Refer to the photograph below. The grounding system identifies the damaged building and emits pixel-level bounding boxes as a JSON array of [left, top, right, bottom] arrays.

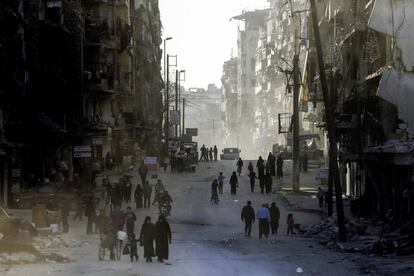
[[0, 0, 163, 207]]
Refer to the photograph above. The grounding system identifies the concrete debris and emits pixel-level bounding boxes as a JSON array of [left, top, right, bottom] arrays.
[[33, 236, 89, 249], [0, 252, 38, 264], [303, 216, 414, 256]]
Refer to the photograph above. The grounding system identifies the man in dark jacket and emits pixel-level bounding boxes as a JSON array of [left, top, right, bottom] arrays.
[[269, 202, 280, 235], [85, 197, 96, 234], [241, 201, 255, 237], [138, 161, 149, 185]]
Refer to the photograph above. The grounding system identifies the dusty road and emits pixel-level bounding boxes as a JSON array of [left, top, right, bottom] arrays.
[[1, 161, 363, 276]]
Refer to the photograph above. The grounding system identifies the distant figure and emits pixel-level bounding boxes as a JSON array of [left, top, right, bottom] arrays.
[[256, 204, 270, 239], [265, 173, 273, 194], [138, 161, 149, 185], [241, 201, 255, 237], [60, 202, 70, 233], [134, 184, 144, 209], [247, 161, 254, 176], [276, 154, 284, 180], [213, 145, 218, 161], [211, 179, 219, 204], [317, 187, 325, 208], [200, 145, 206, 161], [287, 213, 295, 236], [229, 171, 238, 195], [125, 206, 136, 239], [218, 172, 225, 194], [256, 156, 265, 179], [112, 183, 122, 208], [105, 151, 113, 170], [140, 216, 155, 263], [236, 158, 244, 176], [85, 197, 96, 235], [209, 147, 214, 162], [269, 202, 280, 235], [249, 170, 256, 193], [153, 179, 165, 205], [143, 181, 152, 209], [268, 152, 276, 177], [302, 152, 309, 172], [154, 215, 172, 263]]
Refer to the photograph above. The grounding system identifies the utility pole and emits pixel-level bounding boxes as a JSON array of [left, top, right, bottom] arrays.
[[165, 54, 170, 155], [291, 1, 301, 192], [310, 0, 346, 241], [175, 70, 179, 138], [182, 98, 186, 137], [212, 120, 216, 145]]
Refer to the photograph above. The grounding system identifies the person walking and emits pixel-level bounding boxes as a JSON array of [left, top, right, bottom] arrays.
[[140, 216, 155, 263], [199, 145, 206, 161], [257, 156, 265, 179], [241, 201, 255, 237], [95, 209, 108, 234], [85, 197, 96, 235], [73, 194, 83, 221], [128, 233, 139, 262], [287, 213, 295, 236], [209, 147, 214, 162], [143, 181, 152, 209], [277, 154, 284, 180], [218, 172, 225, 194], [236, 158, 244, 176], [302, 152, 309, 172], [112, 183, 122, 208], [256, 204, 271, 239], [213, 145, 218, 161], [249, 170, 256, 193], [60, 202, 70, 233], [269, 152, 276, 177], [153, 179, 165, 205], [111, 206, 125, 232], [138, 161, 149, 185], [125, 206, 136, 239], [317, 187, 325, 208], [265, 172, 273, 194], [247, 162, 254, 176], [211, 179, 219, 204], [134, 184, 144, 209], [154, 215, 172, 263], [229, 171, 238, 195], [269, 202, 280, 235]]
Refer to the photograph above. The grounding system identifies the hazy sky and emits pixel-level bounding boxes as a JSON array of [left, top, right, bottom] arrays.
[[159, 0, 268, 89]]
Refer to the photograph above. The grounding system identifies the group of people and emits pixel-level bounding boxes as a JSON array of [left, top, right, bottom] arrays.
[[99, 206, 172, 263], [199, 145, 218, 162], [241, 201, 295, 238]]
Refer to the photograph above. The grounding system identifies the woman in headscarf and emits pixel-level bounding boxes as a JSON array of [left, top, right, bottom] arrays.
[[154, 215, 172, 263], [139, 216, 155, 262]]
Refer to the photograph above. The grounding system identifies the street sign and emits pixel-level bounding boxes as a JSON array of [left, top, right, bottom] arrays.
[[170, 110, 180, 125], [186, 128, 198, 136], [73, 145, 92, 158], [144, 156, 158, 172], [316, 168, 329, 179]]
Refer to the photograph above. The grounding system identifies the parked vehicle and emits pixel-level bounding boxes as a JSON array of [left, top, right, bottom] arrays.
[[220, 148, 241, 160]]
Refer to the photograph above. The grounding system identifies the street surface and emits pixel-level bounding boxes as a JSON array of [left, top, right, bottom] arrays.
[[1, 161, 364, 276]]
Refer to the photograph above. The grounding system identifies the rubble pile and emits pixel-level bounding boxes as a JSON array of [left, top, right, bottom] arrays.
[[0, 252, 38, 264], [33, 236, 89, 249], [303, 216, 414, 256]]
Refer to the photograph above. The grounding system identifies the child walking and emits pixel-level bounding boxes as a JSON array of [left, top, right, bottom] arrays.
[[129, 234, 139, 262]]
